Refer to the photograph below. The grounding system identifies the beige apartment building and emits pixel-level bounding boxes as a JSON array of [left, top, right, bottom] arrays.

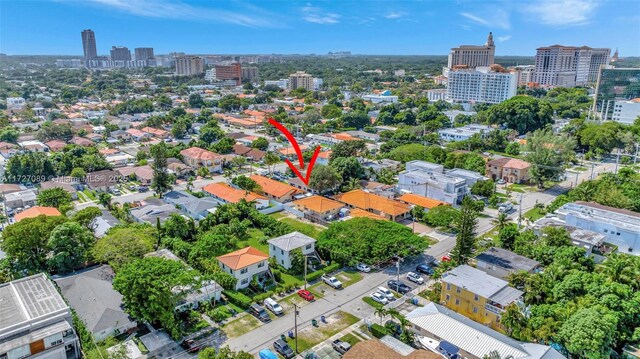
[[288, 71, 314, 91]]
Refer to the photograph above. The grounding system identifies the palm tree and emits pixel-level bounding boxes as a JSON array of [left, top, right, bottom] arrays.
[[598, 253, 635, 285], [374, 307, 387, 324], [397, 317, 415, 344], [492, 212, 509, 231], [386, 308, 400, 320]]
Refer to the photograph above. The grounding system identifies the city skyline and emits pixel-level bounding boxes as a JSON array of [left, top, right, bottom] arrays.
[[1, 0, 639, 56]]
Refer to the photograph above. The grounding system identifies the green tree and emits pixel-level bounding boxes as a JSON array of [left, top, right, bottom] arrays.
[[188, 232, 236, 270], [451, 196, 478, 264], [251, 137, 269, 151], [525, 129, 576, 188], [330, 156, 364, 182], [231, 175, 260, 192], [424, 206, 460, 230], [321, 104, 342, 119], [92, 225, 156, 270], [47, 222, 94, 274], [471, 179, 495, 197], [498, 223, 519, 250], [71, 206, 103, 229], [557, 306, 618, 359], [330, 140, 367, 161], [505, 142, 520, 156], [309, 165, 342, 194], [264, 152, 280, 176], [70, 167, 87, 179], [289, 248, 305, 275], [37, 187, 72, 209], [479, 96, 553, 134], [150, 142, 172, 197], [113, 257, 199, 339], [188, 93, 204, 108], [163, 213, 197, 241]]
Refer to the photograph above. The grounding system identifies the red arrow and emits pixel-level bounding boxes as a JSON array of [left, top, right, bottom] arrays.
[[268, 118, 321, 186]]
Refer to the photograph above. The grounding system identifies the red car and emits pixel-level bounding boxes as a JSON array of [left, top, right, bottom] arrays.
[[298, 289, 315, 301], [441, 255, 451, 262]]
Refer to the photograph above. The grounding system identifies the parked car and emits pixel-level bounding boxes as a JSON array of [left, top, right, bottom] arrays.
[[321, 274, 343, 289], [138, 186, 149, 192], [264, 297, 283, 316], [407, 271, 424, 284], [424, 255, 440, 267], [387, 280, 411, 294], [249, 303, 271, 322], [181, 339, 201, 353], [416, 264, 435, 276], [441, 255, 451, 262], [496, 179, 506, 185], [128, 185, 136, 191], [498, 202, 513, 213], [332, 339, 352, 355], [112, 188, 121, 195], [273, 339, 295, 359], [370, 292, 388, 305], [376, 287, 394, 301], [356, 263, 371, 272], [385, 320, 402, 336], [298, 289, 315, 301]]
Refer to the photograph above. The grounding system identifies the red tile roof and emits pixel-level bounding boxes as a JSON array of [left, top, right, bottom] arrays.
[[14, 206, 62, 222], [217, 246, 269, 270]]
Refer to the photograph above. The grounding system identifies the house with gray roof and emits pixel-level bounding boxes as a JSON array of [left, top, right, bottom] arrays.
[[267, 231, 316, 269], [54, 266, 137, 341], [474, 247, 541, 279], [130, 199, 180, 225], [164, 190, 218, 220], [408, 303, 564, 359], [93, 209, 121, 238]]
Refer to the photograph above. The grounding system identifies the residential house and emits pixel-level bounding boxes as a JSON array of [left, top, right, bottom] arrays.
[[141, 127, 170, 139], [45, 140, 67, 152], [167, 160, 192, 178], [398, 193, 449, 212], [343, 338, 439, 359], [249, 175, 301, 202], [398, 161, 470, 206], [474, 247, 541, 280], [485, 157, 531, 184], [267, 232, 317, 269], [116, 165, 153, 185], [130, 199, 180, 225], [316, 150, 332, 166], [19, 140, 48, 152], [70, 137, 94, 147], [202, 182, 269, 209], [290, 195, 344, 220], [180, 147, 224, 173], [407, 303, 564, 359], [0, 184, 26, 195], [54, 265, 137, 341], [346, 130, 380, 142], [232, 144, 265, 162], [40, 181, 78, 200], [145, 249, 222, 311], [440, 265, 523, 332], [347, 208, 387, 220], [217, 247, 270, 290], [0, 274, 81, 359], [438, 124, 492, 142], [125, 128, 150, 141], [86, 170, 122, 192], [334, 189, 411, 222], [14, 206, 62, 222], [279, 144, 310, 158], [93, 210, 121, 238], [554, 201, 640, 255], [360, 158, 402, 180], [5, 189, 37, 209], [164, 190, 218, 220]]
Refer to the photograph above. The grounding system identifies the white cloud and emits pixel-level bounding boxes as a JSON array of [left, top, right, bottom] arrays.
[[498, 35, 512, 42], [384, 11, 406, 19], [302, 4, 340, 24], [460, 8, 510, 30], [523, 0, 600, 26], [79, 0, 277, 27]]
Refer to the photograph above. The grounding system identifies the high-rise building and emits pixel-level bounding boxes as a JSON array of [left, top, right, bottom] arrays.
[[213, 63, 242, 85], [81, 29, 97, 60], [447, 65, 517, 104], [510, 65, 536, 85], [241, 66, 259, 82], [533, 45, 610, 87], [175, 56, 205, 76], [134, 47, 154, 61], [592, 66, 640, 120], [110, 46, 131, 61], [448, 32, 495, 69], [288, 71, 314, 91]]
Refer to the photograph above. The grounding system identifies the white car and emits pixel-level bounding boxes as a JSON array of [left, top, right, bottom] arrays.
[[370, 292, 388, 305], [376, 287, 394, 301], [407, 271, 424, 284], [356, 263, 371, 272]]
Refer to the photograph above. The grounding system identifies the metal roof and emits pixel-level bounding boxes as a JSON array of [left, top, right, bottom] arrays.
[[441, 265, 519, 299], [475, 247, 541, 273], [268, 231, 316, 251]]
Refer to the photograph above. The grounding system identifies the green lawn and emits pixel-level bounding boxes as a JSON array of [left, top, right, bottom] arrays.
[[505, 184, 526, 193], [221, 314, 262, 338], [423, 236, 439, 245], [362, 297, 384, 309], [82, 189, 96, 200], [335, 270, 363, 288], [269, 211, 288, 219], [278, 271, 304, 288], [284, 311, 360, 352], [236, 228, 269, 253], [524, 207, 545, 222], [340, 333, 363, 347], [279, 218, 324, 239]]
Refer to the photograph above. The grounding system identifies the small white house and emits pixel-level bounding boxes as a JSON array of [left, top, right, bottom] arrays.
[[267, 232, 316, 269], [217, 246, 270, 290]]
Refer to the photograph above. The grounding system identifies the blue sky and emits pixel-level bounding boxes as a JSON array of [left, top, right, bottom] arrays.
[[1, 0, 639, 56]]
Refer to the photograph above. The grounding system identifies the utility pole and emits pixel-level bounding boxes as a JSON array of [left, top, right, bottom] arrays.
[[517, 193, 523, 229], [635, 143, 639, 164], [294, 303, 299, 353], [590, 162, 595, 180], [574, 171, 579, 188], [614, 148, 620, 174], [304, 256, 308, 290]]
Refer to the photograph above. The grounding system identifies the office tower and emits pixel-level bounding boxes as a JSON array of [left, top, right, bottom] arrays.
[[213, 63, 242, 85], [110, 46, 131, 61], [448, 32, 495, 68], [134, 47, 154, 61], [533, 45, 610, 87], [447, 65, 517, 104], [81, 29, 97, 60], [592, 66, 640, 120], [175, 56, 205, 76], [242, 66, 259, 82], [288, 71, 314, 91]]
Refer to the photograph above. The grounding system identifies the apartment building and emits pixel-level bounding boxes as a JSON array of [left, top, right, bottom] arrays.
[[0, 274, 81, 359], [110, 46, 131, 61], [438, 124, 492, 142], [447, 66, 517, 104], [397, 161, 474, 206], [241, 66, 259, 81], [533, 45, 610, 87], [288, 71, 314, 91], [485, 157, 531, 184], [509, 65, 535, 85], [134, 47, 154, 61], [448, 32, 495, 68], [268, 232, 316, 269], [555, 201, 640, 255], [611, 99, 640, 125], [210, 63, 242, 86], [175, 56, 205, 76], [440, 265, 523, 332]]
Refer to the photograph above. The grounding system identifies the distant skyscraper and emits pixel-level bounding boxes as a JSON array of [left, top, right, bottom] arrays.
[[448, 32, 495, 68], [241, 66, 259, 82], [175, 56, 205, 76], [81, 29, 98, 60], [110, 46, 131, 61], [288, 71, 314, 91], [134, 47, 154, 61], [592, 66, 640, 120], [533, 45, 610, 87], [447, 65, 517, 104]]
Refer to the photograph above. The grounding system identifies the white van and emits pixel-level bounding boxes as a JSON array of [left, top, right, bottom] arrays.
[[264, 297, 284, 316], [377, 287, 394, 301]]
